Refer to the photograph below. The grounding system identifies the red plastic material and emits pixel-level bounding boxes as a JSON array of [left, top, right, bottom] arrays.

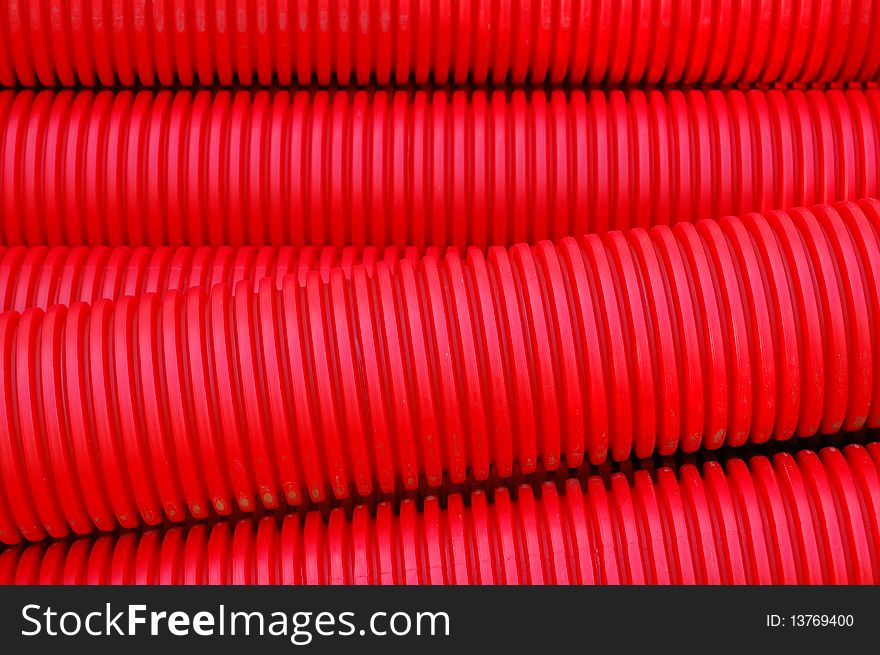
[[2, 1, 880, 88], [2, 199, 880, 545], [3, 88, 880, 249], [0, 245, 424, 313], [2, 444, 878, 585]]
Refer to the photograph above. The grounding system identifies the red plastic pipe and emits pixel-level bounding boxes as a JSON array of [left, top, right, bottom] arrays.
[[2, 1, 880, 88], [0, 245, 425, 313], [2, 199, 879, 545], [3, 88, 880, 249], [2, 444, 878, 585]]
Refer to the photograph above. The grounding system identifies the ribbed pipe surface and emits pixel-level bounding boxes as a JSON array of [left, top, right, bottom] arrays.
[[3, 88, 880, 248], [2, 200, 880, 544], [0, 245, 423, 313], [2, 445, 878, 585], [2, 1, 880, 88]]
